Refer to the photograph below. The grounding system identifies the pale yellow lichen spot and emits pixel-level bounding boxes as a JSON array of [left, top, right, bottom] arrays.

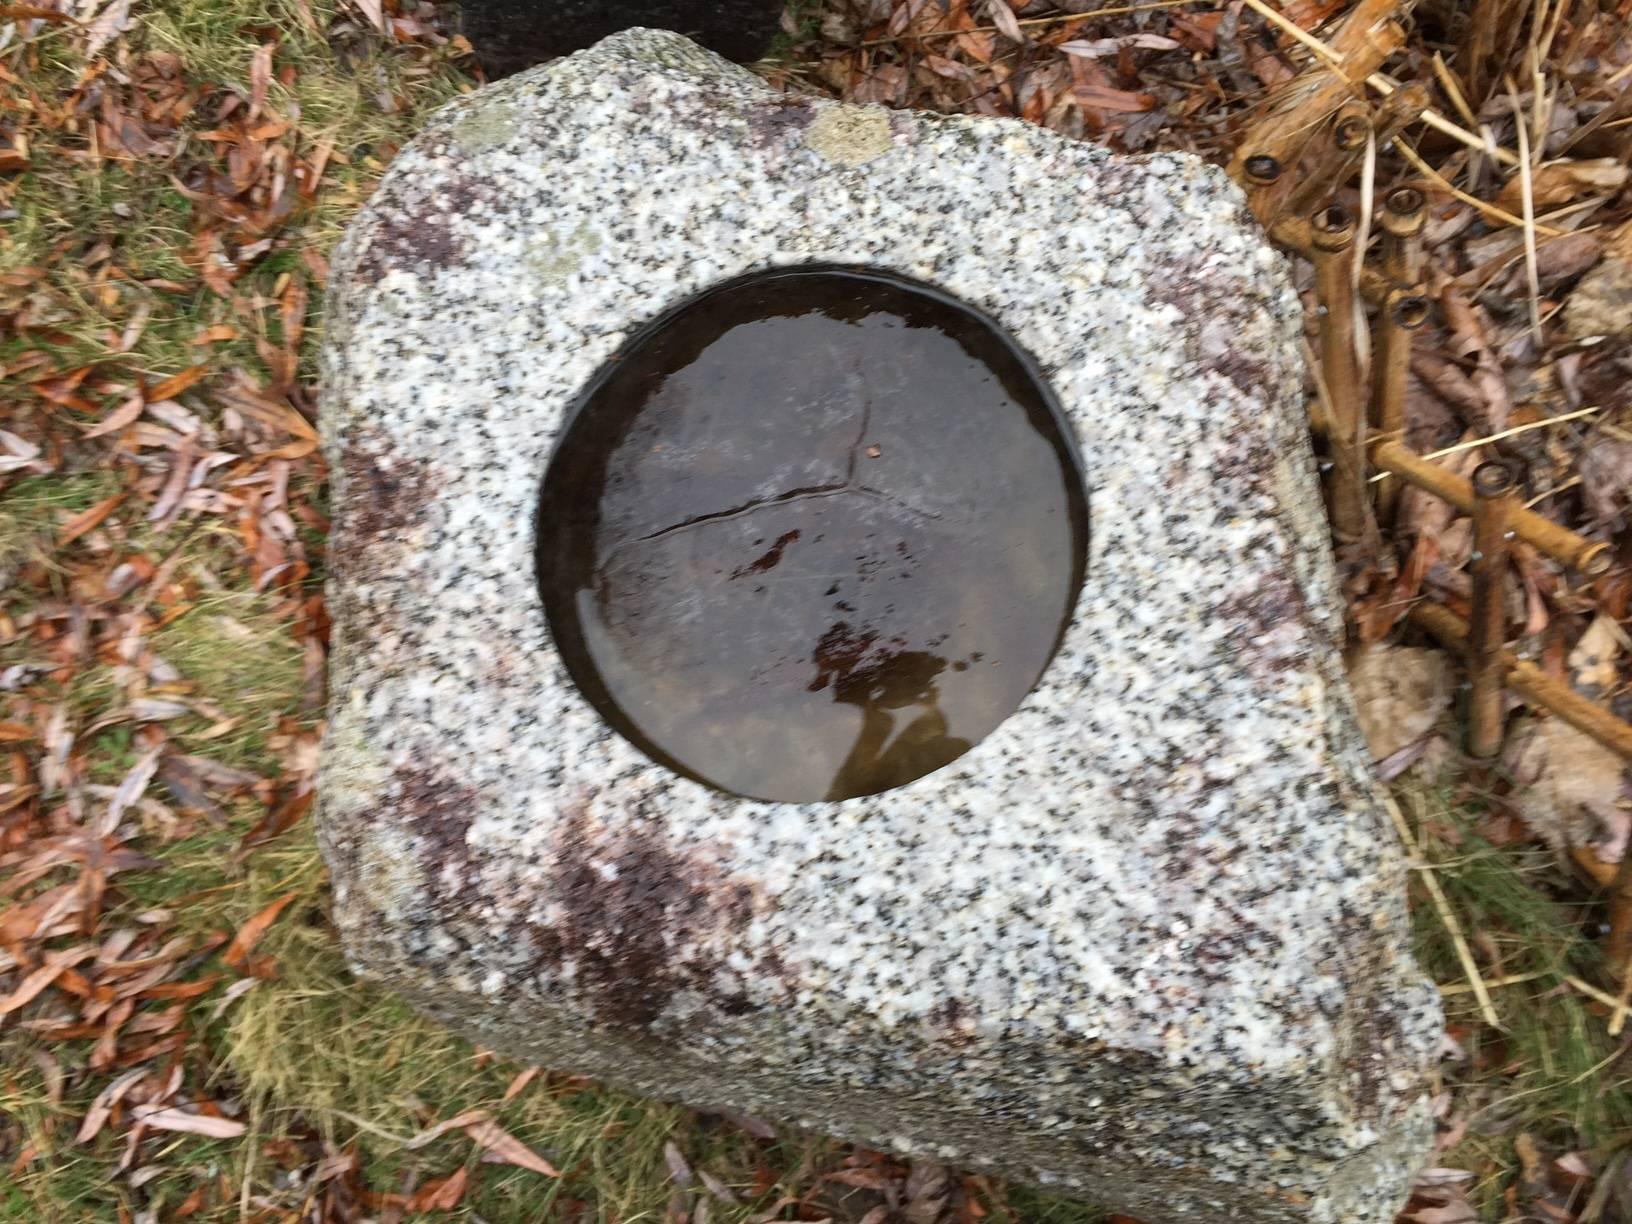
[[451, 94, 522, 153], [526, 224, 602, 286], [807, 105, 895, 167], [352, 824, 427, 920]]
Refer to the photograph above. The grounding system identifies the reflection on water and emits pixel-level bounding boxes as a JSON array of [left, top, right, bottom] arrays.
[[536, 266, 1087, 802]]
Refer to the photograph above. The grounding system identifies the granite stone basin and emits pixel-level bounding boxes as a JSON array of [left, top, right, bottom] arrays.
[[318, 29, 1441, 1221], [535, 264, 1087, 803]]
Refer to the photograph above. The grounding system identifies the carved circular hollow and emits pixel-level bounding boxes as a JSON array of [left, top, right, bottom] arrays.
[[1393, 295, 1430, 328], [1385, 186, 1426, 217], [1473, 460, 1517, 497], [1333, 116, 1369, 151], [1244, 154, 1282, 184], [535, 265, 1088, 804]]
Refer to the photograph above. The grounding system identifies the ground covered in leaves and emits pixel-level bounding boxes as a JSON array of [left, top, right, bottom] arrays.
[[2, 0, 1631, 1219]]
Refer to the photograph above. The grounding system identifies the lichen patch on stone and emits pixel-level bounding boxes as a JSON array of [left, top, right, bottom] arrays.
[[525, 224, 602, 286], [807, 105, 895, 166]]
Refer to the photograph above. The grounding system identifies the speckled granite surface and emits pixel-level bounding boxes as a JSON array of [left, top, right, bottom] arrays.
[[318, 29, 1441, 1221]]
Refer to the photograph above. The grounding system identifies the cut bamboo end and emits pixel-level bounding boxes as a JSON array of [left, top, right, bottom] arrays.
[[1244, 154, 1283, 186], [1311, 203, 1357, 252], [1380, 185, 1426, 287], [1381, 185, 1427, 237], [1407, 601, 1632, 762], [1368, 438, 1613, 577], [1468, 461, 1518, 758], [1271, 215, 1394, 302], [1333, 101, 1371, 152]]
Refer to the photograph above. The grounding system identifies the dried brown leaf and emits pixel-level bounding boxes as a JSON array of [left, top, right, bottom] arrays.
[[1347, 644, 1457, 763], [1495, 158, 1630, 212], [222, 890, 298, 969], [409, 1166, 470, 1210], [984, 0, 1022, 43], [81, 396, 145, 439], [466, 1118, 561, 1176], [1505, 718, 1631, 863], [406, 1108, 491, 1149], [131, 1105, 247, 1139], [57, 492, 124, 545]]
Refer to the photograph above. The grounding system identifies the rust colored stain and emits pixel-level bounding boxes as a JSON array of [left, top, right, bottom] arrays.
[[526, 802, 783, 1028], [328, 435, 438, 577], [1217, 568, 1309, 675], [1151, 274, 1279, 397], [747, 97, 816, 149], [393, 764, 481, 876], [353, 177, 494, 280]]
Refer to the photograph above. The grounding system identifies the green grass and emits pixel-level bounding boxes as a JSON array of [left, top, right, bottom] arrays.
[[1405, 783, 1632, 1216], [0, 472, 121, 592]]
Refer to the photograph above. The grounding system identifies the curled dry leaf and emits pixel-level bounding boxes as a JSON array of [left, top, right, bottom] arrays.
[[1059, 34, 1182, 57], [409, 1166, 470, 1211], [406, 1108, 491, 1149], [1504, 718, 1631, 863], [466, 1117, 561, 1176], [76, 1069, 149, 1143], [222, 890, 298, 969], [1495, 157, 1630, 213], [130, 1104, 247, 1139], [1569, 613, 1626, 697], [984, 0, 1023, 43], [1500, 230, 1604, 296], [1566, 217, 1632, 340], [665, 1140, 695, 1186], [1346, 644, 1457, 764]]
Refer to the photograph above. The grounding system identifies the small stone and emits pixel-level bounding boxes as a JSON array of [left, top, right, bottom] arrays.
[[1564, 254, 1632, 340], [320, 29, 1438, 1223], [1565, 217, 1632, 341]]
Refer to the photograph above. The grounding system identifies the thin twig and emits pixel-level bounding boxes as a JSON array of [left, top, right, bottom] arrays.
[[1429, 51, 1480, 129], [1524, 474, 1582, 508], [1388, 794, 1502, 1029], [1440, 970, 1548, 995], [1354, 129, 1376, 294], [1507, 79, 1545, 346], [1394, 139, 1564, 235], [1609, 958, 1632, 1037], [1565, 975, 1625, 1012], [1416, 405, 1604, 462]]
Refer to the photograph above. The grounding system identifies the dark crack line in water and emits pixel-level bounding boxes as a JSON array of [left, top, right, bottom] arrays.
[[602, 363, 950, 576], [634, 483, 850, 544]]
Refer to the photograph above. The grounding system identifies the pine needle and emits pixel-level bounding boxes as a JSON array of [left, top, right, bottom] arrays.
[[1387, 795, 1502, 1030]]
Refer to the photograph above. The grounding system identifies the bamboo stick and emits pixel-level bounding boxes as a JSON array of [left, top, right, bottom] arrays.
[[1369, 186, 1429, 527], [1369, 437, 1613, 576], [1469, 461, 1518, 757], [1407, 602, 1632, 761], [1311, 206, 1370, 547], [1368, 289, 1428, 519], [1380, 185, 1426, 285]]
